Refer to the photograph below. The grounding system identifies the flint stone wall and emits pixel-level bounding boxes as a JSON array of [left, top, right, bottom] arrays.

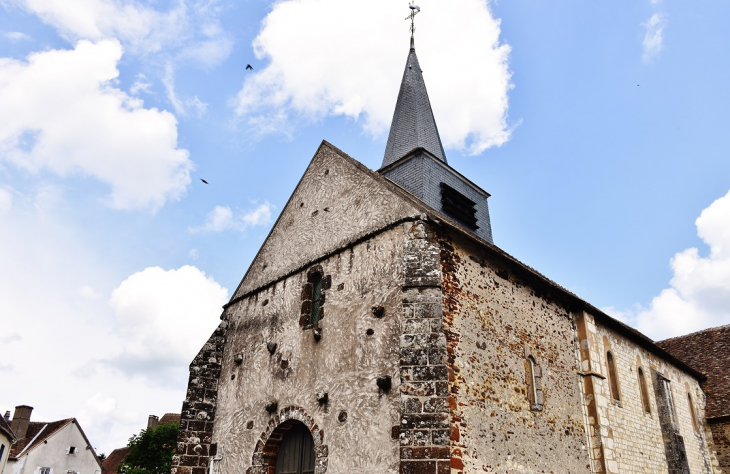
[[439, 230, 591, 474]]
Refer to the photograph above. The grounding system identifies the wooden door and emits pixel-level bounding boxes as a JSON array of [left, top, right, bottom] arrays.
[[275, 423, 316, 474]]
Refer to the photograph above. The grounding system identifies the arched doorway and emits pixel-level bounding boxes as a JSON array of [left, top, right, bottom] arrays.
[[275, 422, 315, 474]]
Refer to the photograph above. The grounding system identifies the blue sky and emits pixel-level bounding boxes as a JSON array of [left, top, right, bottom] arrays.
[[1, 0, 729, 454]]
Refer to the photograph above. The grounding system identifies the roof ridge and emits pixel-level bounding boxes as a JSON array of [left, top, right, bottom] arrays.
[[657, 323, 730, 343]]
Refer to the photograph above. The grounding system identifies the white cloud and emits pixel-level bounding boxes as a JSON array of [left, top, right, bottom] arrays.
[[192, 205, 234, 232], [79, 285, 103, 300], [0, 40, 193, 210], [108, 265, 228, 379], [10, 0, 186, 55], [235, 0, 513, 155], [0, 196, 226, 454], [10, 0, 233, 68], [129, 73, 152, 95], [163, 62, 208, 117], [191, 202, 273, 233], [4, 31, 33, 42], [0, 187, 12, 213], [642, 13, 667, 63], [242, 202, 273, 227], [0, 332, 22, 344], [612, 190, 730, 340]]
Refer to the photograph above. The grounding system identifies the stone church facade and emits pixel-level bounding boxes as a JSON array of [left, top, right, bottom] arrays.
[[171, 36, 722, 474]]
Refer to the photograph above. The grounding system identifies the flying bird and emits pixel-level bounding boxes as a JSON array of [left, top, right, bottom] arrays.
[[246, 64, 253, 70], [200, 179, 209, 184]]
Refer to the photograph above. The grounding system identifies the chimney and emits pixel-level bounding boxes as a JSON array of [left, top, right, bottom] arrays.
[[10, 405, 33, 439], [3, 411, 10, 422], [147, 415, 159, 430]]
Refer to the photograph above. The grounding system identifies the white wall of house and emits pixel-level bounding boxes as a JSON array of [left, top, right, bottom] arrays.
[[0, 431, 13, 474], [4, 422, 100, 474]]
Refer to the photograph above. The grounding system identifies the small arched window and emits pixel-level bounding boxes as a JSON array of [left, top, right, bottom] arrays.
[[688, 393, 700, 433], [638, 367, 650, 413], [525, 356, 543, 411], [300, 266, 329, 329], [310, 271, 323, 325], [606, 351, 621, 403], [275, 422, 316, 474]]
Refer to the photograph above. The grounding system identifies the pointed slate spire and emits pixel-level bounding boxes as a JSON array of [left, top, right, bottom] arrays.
[[381, 38, 447, 168]]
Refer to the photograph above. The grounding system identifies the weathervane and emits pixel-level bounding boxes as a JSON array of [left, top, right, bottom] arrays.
[[406, 1, 421, 41]]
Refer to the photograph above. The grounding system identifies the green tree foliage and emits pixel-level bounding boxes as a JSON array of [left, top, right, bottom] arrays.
[[118, 422, 179, 474]]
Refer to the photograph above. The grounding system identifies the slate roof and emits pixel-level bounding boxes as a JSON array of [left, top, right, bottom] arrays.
[[657, 324, 730, 419], [158, 413, 180, 426], [0, 416, 15, 441], [382, 38, 446, 168], [8, 419, 73, 458], [101, 446, 130, 474]]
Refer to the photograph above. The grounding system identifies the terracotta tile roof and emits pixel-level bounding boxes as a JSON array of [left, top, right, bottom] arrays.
[[158, 413, 180, 426], [657, 324, 730, 419], [8, 419, 73, 458], [102, 446, 130, 474], [0, 416, 15, 441]]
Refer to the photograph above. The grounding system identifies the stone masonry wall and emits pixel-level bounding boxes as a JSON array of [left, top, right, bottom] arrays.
[[579, 311, 717, 473], [439, 230, 591, 474], [709, 420, 730, 472], [398, 221, 450, 474], [172, 320, 228, 474], [212, 225, 408, 473]]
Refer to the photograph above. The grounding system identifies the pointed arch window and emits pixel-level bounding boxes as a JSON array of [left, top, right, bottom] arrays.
[[525, 355, 543, 411], [637, 367, 651, 413], [606, 351, 621, 403], [688, 393, 700, 433]]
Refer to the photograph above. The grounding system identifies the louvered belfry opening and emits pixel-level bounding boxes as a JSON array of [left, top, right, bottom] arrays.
[[440, 183, 478, 231]]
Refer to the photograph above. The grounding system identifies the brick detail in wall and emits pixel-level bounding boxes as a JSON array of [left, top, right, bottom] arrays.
[[399, 221, 450, 474], [247, 406, 328, 474], [171, 320, 228, 474]]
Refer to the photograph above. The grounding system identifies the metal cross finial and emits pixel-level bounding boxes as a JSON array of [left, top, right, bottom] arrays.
[[406, 1, 421, 41]]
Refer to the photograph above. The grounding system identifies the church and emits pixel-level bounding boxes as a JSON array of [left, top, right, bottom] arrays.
[[170, 20, 725, 474]]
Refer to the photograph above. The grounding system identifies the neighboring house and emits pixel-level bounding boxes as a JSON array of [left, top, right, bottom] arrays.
[[101, 414, 180, 474], [100, 448, 129, 474], [170, 25, 721, 474], [3, 406, 101, 474], [156, 414, 180, 428], [658, 324, 730, 472], [0, 412, 16, 474]]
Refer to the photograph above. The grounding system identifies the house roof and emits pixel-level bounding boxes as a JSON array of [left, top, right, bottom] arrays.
[[101, 447, 130, 474], [158, 413, 180, 426], [656, 324, 730, 419], [382, 38, 446, 168], [9, 419, 73, 458], [0, 416, 15, 442]]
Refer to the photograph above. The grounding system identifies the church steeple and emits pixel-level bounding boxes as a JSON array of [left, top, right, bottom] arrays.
[[379, 5, 493, 244], [381, 38, 447, 168]]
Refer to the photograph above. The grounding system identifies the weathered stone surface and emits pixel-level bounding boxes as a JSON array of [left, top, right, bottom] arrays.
[[213, 224, 408, 473], [440, 229, 591, 473], [233, 142, 424, 297]]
